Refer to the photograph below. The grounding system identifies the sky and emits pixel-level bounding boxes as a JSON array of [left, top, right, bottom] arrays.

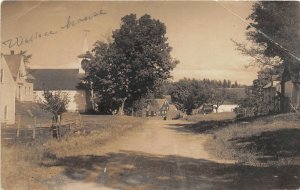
[[1, 1, 259, 84]]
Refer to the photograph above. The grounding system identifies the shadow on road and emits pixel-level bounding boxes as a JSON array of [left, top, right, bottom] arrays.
[[166, 119, 234, 134], [41, 151, 300, 189]]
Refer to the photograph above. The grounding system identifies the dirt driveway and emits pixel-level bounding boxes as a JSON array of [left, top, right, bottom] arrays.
[[50, 118, 298, 190]]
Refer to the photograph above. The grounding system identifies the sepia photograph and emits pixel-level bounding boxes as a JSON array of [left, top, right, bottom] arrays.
[[1, 1, 300, 189]]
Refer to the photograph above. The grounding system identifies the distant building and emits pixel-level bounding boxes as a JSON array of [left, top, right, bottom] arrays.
[[29, 69, 91, 113], [213, 105, 238, 113], [262, 63, 300, 113], [145, 98, 169, 117], [262, 75, 281, 114], [143, 97, 181, 119]]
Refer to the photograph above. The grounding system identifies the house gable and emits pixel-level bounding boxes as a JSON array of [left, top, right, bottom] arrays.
[[3, 53, 23, 81]]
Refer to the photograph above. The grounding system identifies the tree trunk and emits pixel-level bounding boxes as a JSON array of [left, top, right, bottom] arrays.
[[118, 97, 127, 115]]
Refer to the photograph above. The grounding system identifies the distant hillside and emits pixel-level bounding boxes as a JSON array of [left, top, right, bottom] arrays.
[[222, 88, 247, 104]]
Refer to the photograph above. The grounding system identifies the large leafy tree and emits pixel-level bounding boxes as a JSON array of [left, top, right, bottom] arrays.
[[233, 2, 300, 116], [170, 79, 211, 115], [81, 14, 178, 114], [233, 1, 300, 71]]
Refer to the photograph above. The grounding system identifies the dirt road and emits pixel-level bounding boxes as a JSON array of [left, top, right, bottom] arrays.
[[52, 118, 297, 190]]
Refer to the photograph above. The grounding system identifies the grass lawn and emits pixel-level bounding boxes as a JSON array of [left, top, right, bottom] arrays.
[[1, 115, 147, 190], [184, 112, 236, 122], [204, 113, 300, 167]]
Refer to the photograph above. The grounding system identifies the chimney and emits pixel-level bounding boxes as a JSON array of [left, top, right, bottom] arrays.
[[10, 50, 14, 55]]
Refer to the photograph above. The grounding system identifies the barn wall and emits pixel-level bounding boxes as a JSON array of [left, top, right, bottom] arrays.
[[213, 105, 237, 113], [292, 83, 300, 110], [34, 90, 87, 112], [284, 80, 294, 99]]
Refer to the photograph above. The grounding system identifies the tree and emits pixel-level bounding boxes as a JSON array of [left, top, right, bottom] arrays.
[[170, 78, 210, 115], [209, 89, 226, 113], [81, 14, 178, 114], [20, 50, 32, 67], [247, 2, 300, 65], [38, 90, 70, 124]]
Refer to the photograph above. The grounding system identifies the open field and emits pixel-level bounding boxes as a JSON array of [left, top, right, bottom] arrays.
[[1, 115, 147, 190], [184, 112, 236, 122], [204, 113, 300, 167]]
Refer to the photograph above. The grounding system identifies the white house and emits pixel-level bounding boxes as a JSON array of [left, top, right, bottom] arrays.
[[3, 51, 35, 102], [0, 54, 16, 125], [1, 50, 36, 125]]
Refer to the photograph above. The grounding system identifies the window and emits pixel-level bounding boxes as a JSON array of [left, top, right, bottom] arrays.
[[18, 86, 21, 100], [25, 87, 27, 95], [4, 106, 7, 120], [29, 87, 31, 95], [0, 69, 3, 83]]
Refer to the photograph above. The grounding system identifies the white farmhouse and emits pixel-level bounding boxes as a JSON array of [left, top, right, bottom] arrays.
[[1, 51, 35, 125], [1, 54, 16, 124]]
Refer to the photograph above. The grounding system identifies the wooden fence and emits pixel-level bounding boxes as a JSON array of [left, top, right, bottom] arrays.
[[1, 123, 74, 145]]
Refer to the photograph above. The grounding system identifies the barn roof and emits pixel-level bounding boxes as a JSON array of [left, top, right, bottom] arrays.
[[146, 98, 169, 111], [3, 54, 22, 80], [29, 69, 84, 90], [263, 81, 280, 89]]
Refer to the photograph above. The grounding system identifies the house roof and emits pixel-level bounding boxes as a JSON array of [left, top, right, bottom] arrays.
[[156, 99, 168, 107], [28, 69, 83, 90], [146, 98, 169, 111], [3, 54, 22, 79], [164, 95, 172, 103]]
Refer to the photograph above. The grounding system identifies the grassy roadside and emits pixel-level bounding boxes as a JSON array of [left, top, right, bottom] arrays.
[[204, 113, 300, 167], [1, 115, 147, 190], [184, 112, 236, 122]]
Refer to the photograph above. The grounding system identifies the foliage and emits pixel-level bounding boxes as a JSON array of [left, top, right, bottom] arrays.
[[234, 77, 267, 118], [231, 40, 283, 69], [247, 1, 300, 64], [169, 78, 211, 115], [233, 1, 300, 117], [209, 89, 226, 112], [38, 90, 70, 123], [20, 50, 32, 65], [80, 14, 178, 114]]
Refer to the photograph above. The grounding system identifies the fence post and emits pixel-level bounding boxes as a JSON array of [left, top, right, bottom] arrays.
[[17, 115, 20, 138], [79, 114, 82, 128], [32, 117, 36, 139]]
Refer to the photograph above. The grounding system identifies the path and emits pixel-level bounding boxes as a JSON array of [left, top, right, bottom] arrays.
[[52, 118, 291, 190]]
